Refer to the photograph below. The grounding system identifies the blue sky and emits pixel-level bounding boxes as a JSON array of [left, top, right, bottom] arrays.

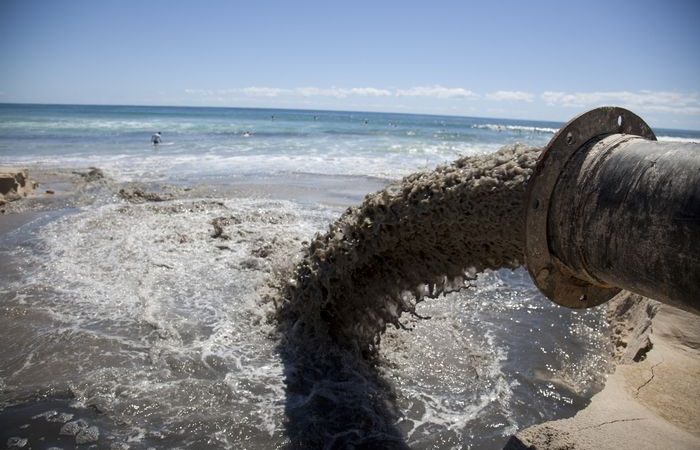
[[1, 0, 699, 129]]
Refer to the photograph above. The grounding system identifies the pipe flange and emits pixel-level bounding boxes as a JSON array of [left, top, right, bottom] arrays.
[[524, 106, 656, 308]]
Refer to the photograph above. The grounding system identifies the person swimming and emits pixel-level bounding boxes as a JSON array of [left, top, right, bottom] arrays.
[[151, 132, 162, 145]]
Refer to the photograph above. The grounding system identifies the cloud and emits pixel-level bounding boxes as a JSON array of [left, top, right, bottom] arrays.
[[486, 90, 534, 102], [395, 85, 478, 99], [295, 87, 392, 98], [240, 87, 287, 97], [542, 90, 700, 115], [183, 87, 700, 117], [185, 85, 482, 101], [185, 86, 393, 99]]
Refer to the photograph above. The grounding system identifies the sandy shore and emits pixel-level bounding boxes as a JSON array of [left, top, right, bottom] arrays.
[[505, 292, 700, 450]]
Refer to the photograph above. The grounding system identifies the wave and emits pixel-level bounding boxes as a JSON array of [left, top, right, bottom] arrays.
[[473, 125, 699, 143], [0, 119, 311, 137], [472, 124, 558, 134], [657, 135, 700, 143]]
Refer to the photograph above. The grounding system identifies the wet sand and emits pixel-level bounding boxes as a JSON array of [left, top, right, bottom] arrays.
[[506, 292, 700, 450]]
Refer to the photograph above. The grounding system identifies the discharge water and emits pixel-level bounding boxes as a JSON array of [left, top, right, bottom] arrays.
[[281, 144, 537, 353], [276, 144, 540, 448], [4, 105, 693, 449]]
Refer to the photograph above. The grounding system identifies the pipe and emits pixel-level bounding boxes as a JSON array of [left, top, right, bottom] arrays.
[[524, 107, 700, 313]]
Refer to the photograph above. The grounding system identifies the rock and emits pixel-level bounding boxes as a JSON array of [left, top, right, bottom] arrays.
[[0, 169, 36, 204], [607, 292, 659, 364], [59, 418, 89, 436], [6, 437, 28, 448], [75, 425, 100, 444], [46, 189, 55, 194]]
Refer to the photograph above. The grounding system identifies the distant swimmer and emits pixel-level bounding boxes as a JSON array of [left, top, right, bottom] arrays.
[[243, 131, 253, 137], [151, 132, 162, 145]]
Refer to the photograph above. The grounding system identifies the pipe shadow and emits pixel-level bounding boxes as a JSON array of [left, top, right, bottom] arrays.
[[276, 317, 410, 450]]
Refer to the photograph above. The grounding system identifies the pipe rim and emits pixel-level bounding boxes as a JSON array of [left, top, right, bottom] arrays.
[[524, 106, 656, 308]]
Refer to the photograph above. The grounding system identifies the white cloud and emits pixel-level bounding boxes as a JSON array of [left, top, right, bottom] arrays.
[[240, 87, 287, 97], [185, 86, 393, 99], [395, 85, 478, 99], [183, 87, 700, 118], [486, 90, 534, 102], [295, 87, 392, 98], [542, 90, 700, 115], [185, 85, 477, 100], [346, 87, 393, 97]]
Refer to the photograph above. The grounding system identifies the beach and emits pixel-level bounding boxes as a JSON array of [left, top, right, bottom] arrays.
[[1, 105, 698, 449], [507, 293, 700, 450]]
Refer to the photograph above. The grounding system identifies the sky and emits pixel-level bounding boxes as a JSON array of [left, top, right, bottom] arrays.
[[1, 0, 699, 129]]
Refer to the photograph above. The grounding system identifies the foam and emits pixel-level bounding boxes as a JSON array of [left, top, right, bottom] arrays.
[[473, 124, 558, 134], [657, 135, 700, 143], [1, 198, 333, 446], [278, 144, 541, 355], [0, 141, 503, 183]]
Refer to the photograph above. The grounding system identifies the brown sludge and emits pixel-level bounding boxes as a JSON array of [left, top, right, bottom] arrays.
[[277, 144, 542, 355]]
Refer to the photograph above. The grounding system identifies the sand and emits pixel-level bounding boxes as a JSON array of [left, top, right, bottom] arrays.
[[505, 292, 700, 450]]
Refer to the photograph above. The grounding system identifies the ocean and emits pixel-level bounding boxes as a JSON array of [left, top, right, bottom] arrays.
[[0, 103, 697, 449]]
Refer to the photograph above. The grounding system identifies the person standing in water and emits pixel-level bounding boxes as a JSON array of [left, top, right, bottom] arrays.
[[151, 132, 162, 145]]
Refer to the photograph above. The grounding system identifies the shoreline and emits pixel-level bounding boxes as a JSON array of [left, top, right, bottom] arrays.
[[506, 292, 700, 450]]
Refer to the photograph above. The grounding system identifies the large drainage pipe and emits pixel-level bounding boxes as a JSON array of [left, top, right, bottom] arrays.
[[524, 107, 700, 313]]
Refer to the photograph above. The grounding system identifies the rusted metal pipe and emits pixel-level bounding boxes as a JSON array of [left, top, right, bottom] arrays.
[[524, 107, 700, 313]]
